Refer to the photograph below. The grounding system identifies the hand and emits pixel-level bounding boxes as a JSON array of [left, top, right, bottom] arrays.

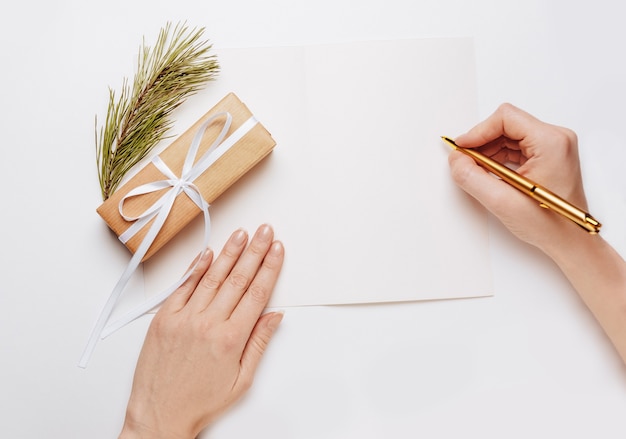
[[119, 224, 285, 439], [448, 104, 626, 364], [447, 103, 588, 251]]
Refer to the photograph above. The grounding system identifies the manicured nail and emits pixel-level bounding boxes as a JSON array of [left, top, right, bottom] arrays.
[[257, 224, 273, 241], [269, 241, 284, 256], [267, 311, 284, 331], [454, 133, 469, 146], [201, 248, 213, 261], [231, 229, 247, 245]]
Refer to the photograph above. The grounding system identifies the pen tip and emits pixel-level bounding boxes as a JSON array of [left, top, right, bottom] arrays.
[[440, 136, 458, 149]]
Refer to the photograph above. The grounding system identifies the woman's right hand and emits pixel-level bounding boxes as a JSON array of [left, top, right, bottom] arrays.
[[447, 103, 589, 252]]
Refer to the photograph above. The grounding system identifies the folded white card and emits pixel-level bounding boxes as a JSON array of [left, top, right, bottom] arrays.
[[143, 38, 493, 307]]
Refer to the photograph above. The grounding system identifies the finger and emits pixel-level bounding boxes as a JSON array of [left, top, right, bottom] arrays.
[[455, 103, 543, 148], [230, 240, 284, 333], [208, 224, 275, 319], [490, 149, 522, 165], [235, 311, 284, 394], [159, 248, 214, 314], [185, 228, 249, 313], [475, 136, 508, 157], [448, 150, 528, 219], [448, 149, 565, 244], [477, 136, 521, 157]]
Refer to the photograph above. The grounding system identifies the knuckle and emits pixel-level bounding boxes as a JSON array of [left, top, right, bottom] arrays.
[[247, 283, 270, 304], [175, 277, 195, 296], [217, 327, 242, 353], [497, 102, 516, 115], [560, 127, 578, 145], [550, 127, 579, 157], [261, 253, 281, 271], [248, 241, 269, 257], [251, 329, 272, 353], [222, 245, 242, 260], [228, 272, 249, 289], [173, 283, 193, 298], [200, 272, 222, 291]]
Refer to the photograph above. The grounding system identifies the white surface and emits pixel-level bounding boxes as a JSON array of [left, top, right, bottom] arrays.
[[1, 1, 626, 438], [143, 39, 492, 308]]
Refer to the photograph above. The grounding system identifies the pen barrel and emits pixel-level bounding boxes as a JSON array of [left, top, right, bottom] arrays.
[[459, 147, 535, 193], [531, 186, 600, 233], [456, 145, 601, 234]]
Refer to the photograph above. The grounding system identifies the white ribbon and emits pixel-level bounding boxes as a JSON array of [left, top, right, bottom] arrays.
[[79, 112, 258, 368]]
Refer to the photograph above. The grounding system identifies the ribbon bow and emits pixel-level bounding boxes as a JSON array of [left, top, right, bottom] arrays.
[[79, 112, 258, 368]]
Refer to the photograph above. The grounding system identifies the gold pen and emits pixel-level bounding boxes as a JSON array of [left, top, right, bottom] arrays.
[[441, 136, 602, 234]]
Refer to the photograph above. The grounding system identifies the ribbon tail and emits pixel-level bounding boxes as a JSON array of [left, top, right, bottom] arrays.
[[78, 189, 178, 369], [101, 265, 193, 338], [77, 250, 144, 368]]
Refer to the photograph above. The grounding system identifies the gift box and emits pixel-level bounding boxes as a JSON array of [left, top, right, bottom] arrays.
[[96, 92, 276, 261]]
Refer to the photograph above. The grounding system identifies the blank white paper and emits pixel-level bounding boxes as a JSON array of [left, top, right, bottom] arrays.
[[143, 38, 493, 307]]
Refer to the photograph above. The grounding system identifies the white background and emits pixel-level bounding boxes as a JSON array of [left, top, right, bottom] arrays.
[[1, 1, 626, 438]]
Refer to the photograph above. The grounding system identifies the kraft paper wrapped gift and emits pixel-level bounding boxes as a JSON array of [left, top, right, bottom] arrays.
[[96, 92, 276, 260]]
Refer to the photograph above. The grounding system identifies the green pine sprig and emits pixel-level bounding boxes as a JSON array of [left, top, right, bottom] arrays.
[[96, 22, 219, 200]]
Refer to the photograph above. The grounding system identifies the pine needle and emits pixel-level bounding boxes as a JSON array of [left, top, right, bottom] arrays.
[[96, 22, 219, 200]]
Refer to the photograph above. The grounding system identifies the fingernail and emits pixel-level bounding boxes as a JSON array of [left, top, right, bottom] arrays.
[[269, 241, 283, 256], [453, 134, 467, 145], [201, 248, 213, 261], [231, 229, 247, 245], [257, 224, 273, 241], [267, 311, 284, 331]]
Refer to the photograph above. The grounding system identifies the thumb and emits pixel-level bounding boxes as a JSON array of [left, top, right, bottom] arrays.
[[448, 150, 558, 247], [238, 312, 284, 385], [447, 150, 526, 220]]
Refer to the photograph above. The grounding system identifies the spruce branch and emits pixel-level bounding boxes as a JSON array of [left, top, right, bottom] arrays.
[[96, 22, 219, 200]]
